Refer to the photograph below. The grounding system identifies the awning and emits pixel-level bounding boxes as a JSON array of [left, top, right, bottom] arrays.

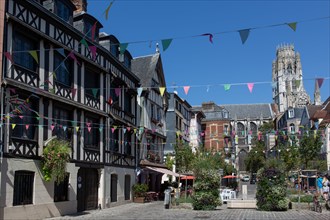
[[145, 166, 181, 177], [180, 176, 195, 180]]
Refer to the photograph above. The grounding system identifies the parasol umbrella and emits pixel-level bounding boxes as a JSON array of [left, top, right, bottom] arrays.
[[223, 175, 237, 179]]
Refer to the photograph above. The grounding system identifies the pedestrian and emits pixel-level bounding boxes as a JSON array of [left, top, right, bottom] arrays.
[[317, 174, 323, 194], [322, 175, 329, 201]]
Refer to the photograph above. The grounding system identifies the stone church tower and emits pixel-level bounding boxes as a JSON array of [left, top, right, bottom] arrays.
[[272, 44, 310, 113]]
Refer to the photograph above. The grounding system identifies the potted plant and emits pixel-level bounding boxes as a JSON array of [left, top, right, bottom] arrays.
[[132, 183, 148, 203]]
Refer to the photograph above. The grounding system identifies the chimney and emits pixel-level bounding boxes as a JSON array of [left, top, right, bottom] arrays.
[[71, 0, 88, 12]]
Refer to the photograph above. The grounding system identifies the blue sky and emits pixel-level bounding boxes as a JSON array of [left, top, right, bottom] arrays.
[[89, 0, 330, 106]]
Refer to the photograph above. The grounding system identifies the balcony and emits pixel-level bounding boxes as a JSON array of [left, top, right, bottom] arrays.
[[9, 137, 39, 158], [85, 93, 100, 109], [104, 150, 135, 167], [9, 64, 39, 87], [83, 146, 100, 162], [54, 81, 74, 100]]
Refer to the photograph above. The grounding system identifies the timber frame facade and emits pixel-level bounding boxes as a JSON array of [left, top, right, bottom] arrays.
[[0, 0, 140, 218]]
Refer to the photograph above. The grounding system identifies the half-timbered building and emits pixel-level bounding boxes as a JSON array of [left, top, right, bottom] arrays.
[[0, 0, 139, 218]]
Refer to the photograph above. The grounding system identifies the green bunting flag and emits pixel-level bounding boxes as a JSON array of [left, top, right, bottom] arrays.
[[161, 39, 173, 52], [224, 84, 231, 91], [80, 38, 89, 47], [92, 88, 99, 98], [119, 43, 129, 54], [29, 51, 39, 64], [287, 22, 297, 31]]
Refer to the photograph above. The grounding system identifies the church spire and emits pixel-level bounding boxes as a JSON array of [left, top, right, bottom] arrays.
[[314, 79, 321, 105]]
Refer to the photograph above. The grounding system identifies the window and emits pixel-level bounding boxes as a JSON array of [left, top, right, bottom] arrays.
[[110, 43, 119, 58], [111, 128, 119, 152], [84, 117, 99, 148], [223, 111, 229, 119], [54, 51, 72, 86], [151, 104, 155, 119], [224, 124, 229, 135], [85, 21, 93, 40], [56, 0, 71, 22], [13, 32, 37, 70], [85, 69, 100, 98], [290, 123, 295, 134], [288, 109, 294, 118], [124, 92, 132, 113], [124, 132, 132, 155], [124, 55, 131, 69], [157, 108, 161, 121], [53, 107, 72, 141], [237, 123, 245, 137], [13, 171, 34, 206], [54, 173, 69, 202], [110, 82, 119, 105], [11, 98, 38, 140]]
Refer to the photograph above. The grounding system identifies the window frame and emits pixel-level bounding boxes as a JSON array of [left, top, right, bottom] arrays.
[[13, 171, 34, 206]]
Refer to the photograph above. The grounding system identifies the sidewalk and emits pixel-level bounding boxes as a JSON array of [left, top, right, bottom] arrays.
[[46, 200, 330, 220]]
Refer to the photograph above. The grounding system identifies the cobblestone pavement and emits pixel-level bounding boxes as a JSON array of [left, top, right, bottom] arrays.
[[47, 201, 330, 220]]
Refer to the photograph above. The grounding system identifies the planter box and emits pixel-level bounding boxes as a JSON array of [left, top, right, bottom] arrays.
[[133, 197, 145, 203]]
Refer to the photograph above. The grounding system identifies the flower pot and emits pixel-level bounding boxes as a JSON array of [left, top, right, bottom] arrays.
[[133, 197, 145, 203]]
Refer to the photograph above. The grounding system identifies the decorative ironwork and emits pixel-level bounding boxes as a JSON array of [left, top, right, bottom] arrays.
[[10, 137, 38, 157]]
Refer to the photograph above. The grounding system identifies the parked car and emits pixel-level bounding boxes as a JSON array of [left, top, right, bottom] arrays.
[[242, 175, 250, 182], [250, 173, 257, 184]]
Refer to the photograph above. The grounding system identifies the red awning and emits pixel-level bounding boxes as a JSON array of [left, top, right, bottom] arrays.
[[223, 175, 237, 179], [180, 176, 195, 180]]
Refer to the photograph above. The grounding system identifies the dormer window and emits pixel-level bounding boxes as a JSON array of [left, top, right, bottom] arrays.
[[56, 0, 71, 22], [288, 109, 294, 118]]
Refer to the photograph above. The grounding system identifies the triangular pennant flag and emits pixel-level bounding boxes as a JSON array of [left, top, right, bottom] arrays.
[[56, 48, 66, 57], [201, 33, 214, 44], [25, 124, 29, 130], [206, 85, 210, 92], [287, 22, 297, 31], [4, 52, 14, 63], [134, 128, 137, 134], [119, 43, 129, 54], [12, 124, 16, 130], [71, 88, 77, 98], [80, 38, 89, 47], [36, 117, 40, 120], [75, 126, 79, 132], [105, 1, 115, 20], [224, 84, 231, 91], [123, 128, 127, 133], [115, 88, 121, 96], [91, 22, 97, 42], [51, 124, 55, 131], [87, 127, 91, 132], [159, 87, 165, 96], [295, 80, 301, 88], [89, 46, 97, 60], [28, 50, 39, 64], [108, 97, 113, 105], [247, 83, 254, 93], [111, 128, 115, 133], [92, 88, 98, 98], [161, 39, 173, 52], [19, 115, 23, 119], [137, 87, 143, 97], [316, 78, 324, 89], [176, 131, 181, 136], [271, 82, 277, 89], [127, 127, 131, 132], [86, 122, 91, 127], [68, 51, 79, 65], [238, 29, 250, 44], [63, 126, 67, 132], [183, 86, 190, 95], [99, 127, 103, 132]]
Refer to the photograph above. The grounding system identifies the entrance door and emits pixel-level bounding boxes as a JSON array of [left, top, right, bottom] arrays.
[[124, 175, 131, 200], [77, 168, 99, 212], [110, 174, 118, 202]]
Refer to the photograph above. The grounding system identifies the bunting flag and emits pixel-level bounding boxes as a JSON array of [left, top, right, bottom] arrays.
[[224, 84, 231, 91], [201, 33, 213, 44], [111, 127, 115, 133], [115, 88, 121, 96], [295, 79, 301, 88], [287, 22, 297, 31], [105, 0, 115, 20], [71, 88, 77, 98], [271, 82, 277, 89], [25, 125, 29, 130], [56, 48, 66, 57], [86, 122, 91, 127], [137, 87, 143, 97], [12, 124, 16, 130], [91, 22, 97, 42], [99, 127, 103, 132], [238, 29, 250, 44], [159, 87, 166, 96], [316, 78, 324, 89], [176, 131, 181, 136], [51, 124, 55, 131], [36, 117, 40, 120], [92, 88, 99, 98], [183, 86, 190, 95], [134, 128, 137, 134], [4, 52, 14, 63], [28, 50, 39, 64], [108, 97, 113, 105], [68, 51, 79, 65], [123, 128, 127, 133], [119, 43, 129, 54], [127, 127, 131, 132], [80, 38, 89, 47], [206, 85, 210, 92], [76, 126, 79, 132], [89, 46, 97, 60], [9, 88, 16, 94], [19, 115, 23, 119], [88, 127, 92, 132], [161, 39, 173, 52], [247, 83, 254, 93], [63, 126, 67, 132]]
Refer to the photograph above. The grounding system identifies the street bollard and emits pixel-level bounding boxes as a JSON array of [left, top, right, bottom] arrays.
[[164, 189, 171, 209]]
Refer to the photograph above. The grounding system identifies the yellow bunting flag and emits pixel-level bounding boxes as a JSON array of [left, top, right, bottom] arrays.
[[12, 124, 16, 130], [159, 87, 165, 96], [76, 126, 79, 132], [29, 50, 39, 64]]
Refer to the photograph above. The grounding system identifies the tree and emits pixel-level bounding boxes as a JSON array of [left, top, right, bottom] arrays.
[[245, 140, 266, 173], [298, 132, 323, 169], [174, 141, 195, 173]]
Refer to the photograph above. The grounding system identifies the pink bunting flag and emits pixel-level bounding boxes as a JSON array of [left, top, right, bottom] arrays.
[[9, 88, 16, 94], [91, 22, 97, 41], [127, 127, 131, 132], [25, 125, 30, 130], [111, 127, 115, 133], [316, 78, 324, 89], [89, 46, 97, 60], [51, 124, 55, 131], [87, 127, 92, 132], [69, 51, 79, 65], [19, 116, 23, 119], [86, 122, 91, 127], [115, 88, 121, 96], [4, 52, 14, 63], [108, 97, 113, 105], [201, 33, 213, 44], [247, 83, 254, 93], [183, 86, 190, 95], [71, 88, 77, 98]]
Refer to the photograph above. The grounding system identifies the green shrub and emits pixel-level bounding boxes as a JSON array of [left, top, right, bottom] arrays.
[[132, 183, 148, 197], [289, 195, 313, 203]]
